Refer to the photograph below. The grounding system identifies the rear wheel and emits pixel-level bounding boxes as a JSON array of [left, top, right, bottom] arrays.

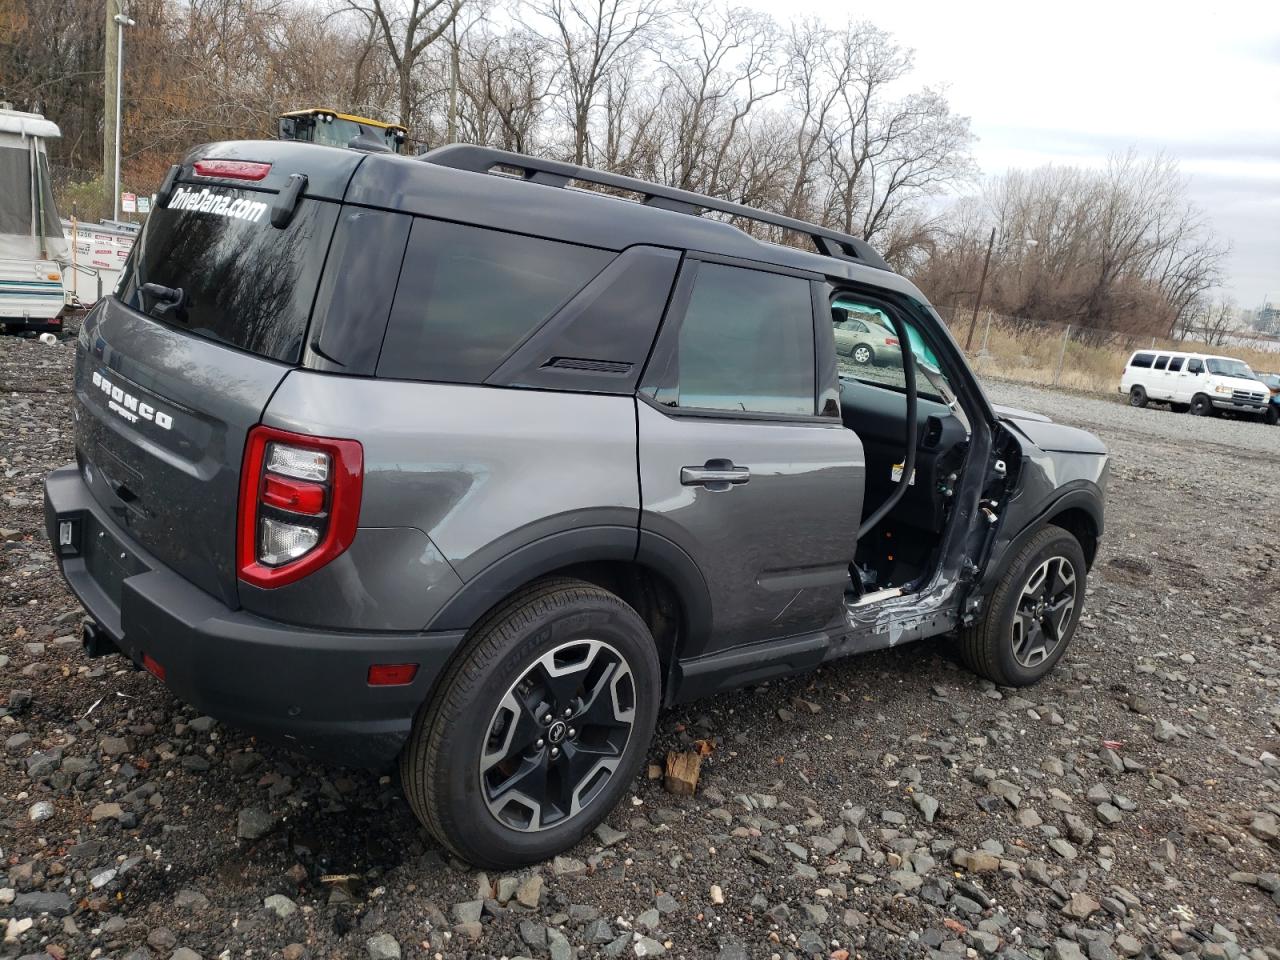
[[852, 343, 874, 365], [960, 527, 1086, 687], [1189, 393, 1213, 416], [400, 578, 660, 868], [1128, 385, 1147, 408]]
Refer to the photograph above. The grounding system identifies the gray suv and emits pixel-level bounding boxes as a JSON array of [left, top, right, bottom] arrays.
[[44, 141, 1107, 868]]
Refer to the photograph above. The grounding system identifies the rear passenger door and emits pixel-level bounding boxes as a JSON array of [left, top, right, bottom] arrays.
[[636, 256, 864, 659], [1146, 354, 1170, 399]]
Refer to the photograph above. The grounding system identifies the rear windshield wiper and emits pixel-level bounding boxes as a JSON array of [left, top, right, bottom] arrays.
[[140, 282, 185, 321]]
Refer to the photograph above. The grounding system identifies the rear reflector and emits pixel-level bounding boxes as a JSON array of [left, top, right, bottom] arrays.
[[143, 654, 166, 680], [368, 664, 419, 686], [193, 159, 271, 181]]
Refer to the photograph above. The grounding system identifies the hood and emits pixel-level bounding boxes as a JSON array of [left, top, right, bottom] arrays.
[[1218, 375, 1268, 394], [992, 402, 1051, 423], [997, 405, 1108, 455]]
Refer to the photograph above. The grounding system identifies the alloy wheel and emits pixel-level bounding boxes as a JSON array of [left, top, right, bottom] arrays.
[[479, 639, 636, 832], [1011, 556, 1077, 668]]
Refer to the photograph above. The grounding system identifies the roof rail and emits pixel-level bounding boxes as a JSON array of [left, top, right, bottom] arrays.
[[419, 144, 891, 272]]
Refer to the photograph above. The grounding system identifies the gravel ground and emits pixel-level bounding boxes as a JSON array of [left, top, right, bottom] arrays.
[[2, 334, 1278, 960]]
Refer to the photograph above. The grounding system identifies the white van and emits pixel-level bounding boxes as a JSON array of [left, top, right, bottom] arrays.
[[1119, 350, 1269, 418]]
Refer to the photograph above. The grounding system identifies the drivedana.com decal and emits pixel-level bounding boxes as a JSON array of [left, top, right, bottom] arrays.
[[167, 186, 268, 223]]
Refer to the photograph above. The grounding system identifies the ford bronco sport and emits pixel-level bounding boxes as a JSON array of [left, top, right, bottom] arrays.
[[45, 141, 1107, 868]]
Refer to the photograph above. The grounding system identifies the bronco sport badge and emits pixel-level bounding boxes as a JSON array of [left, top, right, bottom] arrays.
[[91, 370, 174, 430]]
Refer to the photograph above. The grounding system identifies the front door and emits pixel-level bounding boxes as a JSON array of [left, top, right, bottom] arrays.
[[636, 257, 864, 660]]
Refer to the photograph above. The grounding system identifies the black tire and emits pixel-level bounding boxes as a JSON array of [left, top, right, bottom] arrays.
[[1128, 385, 1147, 408], [1189, 394, 1213, 416], [400, 577, 660, 869], [1266, 405, 1279, 426], [959, 527, 1087, 687], [851, 343, 874, 365]]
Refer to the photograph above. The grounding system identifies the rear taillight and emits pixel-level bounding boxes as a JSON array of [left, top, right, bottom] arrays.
[[885, 337, 900, 347], [237, 426, 363, 588]]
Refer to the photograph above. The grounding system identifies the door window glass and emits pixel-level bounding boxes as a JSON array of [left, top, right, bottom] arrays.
[[1153, 355, 1169, 371], [651, 262, 815, 416], [1167, 356, 1184, 372]]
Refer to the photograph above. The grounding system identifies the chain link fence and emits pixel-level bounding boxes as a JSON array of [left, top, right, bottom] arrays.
[[48, 163, 154, 226]]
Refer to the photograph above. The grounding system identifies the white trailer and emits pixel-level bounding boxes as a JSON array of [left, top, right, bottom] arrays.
[[0, 107, 70, 332]]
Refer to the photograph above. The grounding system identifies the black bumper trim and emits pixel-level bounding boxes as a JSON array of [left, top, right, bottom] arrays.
[[44, 464, 464, 769]]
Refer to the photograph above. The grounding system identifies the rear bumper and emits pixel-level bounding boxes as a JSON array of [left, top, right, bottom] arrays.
[[44, 464, 463, 769]]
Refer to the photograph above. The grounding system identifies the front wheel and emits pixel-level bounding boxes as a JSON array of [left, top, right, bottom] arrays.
[[959, 527, 1087, 687], [1189, 394, 1213, 416], [1266, 405, 1279, 426], [1128, 385, 1147, 408], [400, 578, 660, 869]]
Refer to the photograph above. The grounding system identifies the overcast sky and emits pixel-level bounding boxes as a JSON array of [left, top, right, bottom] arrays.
[[748, 0, 1279, 308]]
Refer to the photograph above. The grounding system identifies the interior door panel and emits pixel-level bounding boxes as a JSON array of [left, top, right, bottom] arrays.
[[838, 378, 967, 534]]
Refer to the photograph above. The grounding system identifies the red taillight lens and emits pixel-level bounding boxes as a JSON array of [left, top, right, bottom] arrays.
[[237, 426, 363, 589], [262, 474, 326, 514], [884, 337, 900, 347], [367, 664, 419, 686], [193, 159, 271, 181]]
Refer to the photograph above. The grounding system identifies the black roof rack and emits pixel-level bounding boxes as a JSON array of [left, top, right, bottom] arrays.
[[419, 144, 891, 272]]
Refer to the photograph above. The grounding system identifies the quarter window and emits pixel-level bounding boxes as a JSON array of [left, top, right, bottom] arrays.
[[377, 219, 612, 384], [1130, 353, 1154, 368], [650, 262, 815, 416]]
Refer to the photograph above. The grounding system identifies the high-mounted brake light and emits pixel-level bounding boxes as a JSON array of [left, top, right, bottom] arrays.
[[237, 426, 363, 588], [193, 159, 272, 181]]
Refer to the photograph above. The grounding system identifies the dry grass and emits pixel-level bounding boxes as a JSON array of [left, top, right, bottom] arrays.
[[944, 318, 1280, 394]]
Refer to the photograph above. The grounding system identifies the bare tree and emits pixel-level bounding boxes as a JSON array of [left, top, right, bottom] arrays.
[[536, 0, 662, 164], [653, 2, 781, 192], [352, 0, 464, 128]]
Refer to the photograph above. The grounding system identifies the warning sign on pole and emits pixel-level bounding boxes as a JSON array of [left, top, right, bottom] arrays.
[[121, 192, 137, 213]]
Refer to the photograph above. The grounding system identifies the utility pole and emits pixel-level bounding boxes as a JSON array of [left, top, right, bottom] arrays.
[[964, 227, 997, 353], [103, 0, 120, 218], [111, 12, 134, 221], [446, 17, 459, 143]]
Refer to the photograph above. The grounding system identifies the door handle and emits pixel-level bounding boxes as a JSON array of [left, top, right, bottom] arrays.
[[681, 460, 750, 488]]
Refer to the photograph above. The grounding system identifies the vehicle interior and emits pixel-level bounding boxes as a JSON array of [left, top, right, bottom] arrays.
[[832, 294, 975, 603]]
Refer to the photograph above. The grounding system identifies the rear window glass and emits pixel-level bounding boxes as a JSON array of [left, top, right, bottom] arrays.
[[1129, 353, 1154, 368], [376, 219, 612, 384], [116, 186, 338, 363]]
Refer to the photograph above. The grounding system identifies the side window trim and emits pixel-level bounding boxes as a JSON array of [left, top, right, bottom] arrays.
[[638, 254, 825, 422]]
